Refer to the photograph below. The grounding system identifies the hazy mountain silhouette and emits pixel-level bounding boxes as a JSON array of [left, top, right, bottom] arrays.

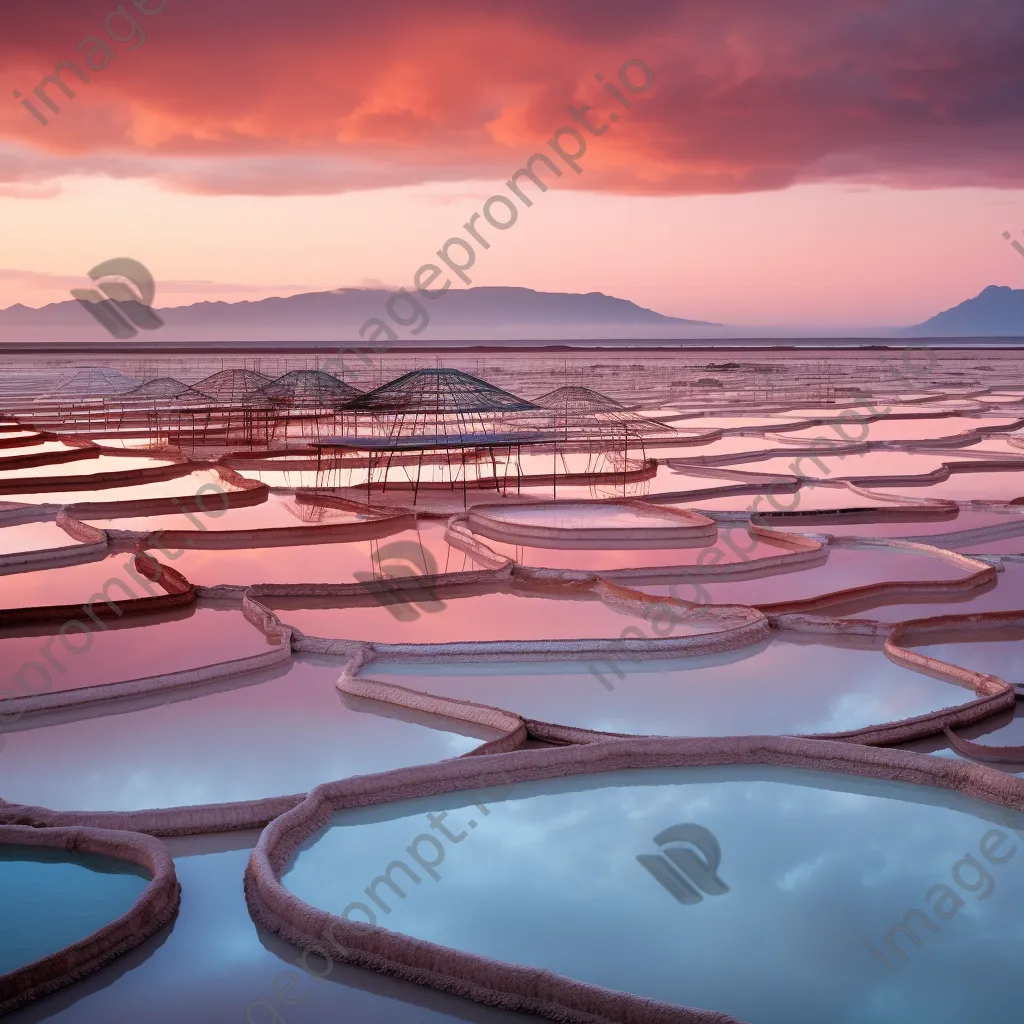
[[911, 285, 1024, 337], [0, 286, 718, 341]]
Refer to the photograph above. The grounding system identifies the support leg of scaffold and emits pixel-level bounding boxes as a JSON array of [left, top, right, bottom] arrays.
[[414, 450, 423, 506]]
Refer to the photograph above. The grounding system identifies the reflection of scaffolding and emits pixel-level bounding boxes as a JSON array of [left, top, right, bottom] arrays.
[[314, 433, 562, 505]]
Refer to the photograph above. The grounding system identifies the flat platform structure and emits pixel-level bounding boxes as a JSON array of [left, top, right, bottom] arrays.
[[314, 431, 559, 451]]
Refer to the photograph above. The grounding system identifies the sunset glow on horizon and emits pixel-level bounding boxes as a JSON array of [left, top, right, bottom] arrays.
[[2, 0, 1024, 327]]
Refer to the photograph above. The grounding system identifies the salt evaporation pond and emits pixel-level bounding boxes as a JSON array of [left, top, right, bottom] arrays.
[[0, 440, 88, 458], [358, 638, 971, 736], [0, 454, 178, 484], [468, 527, 795, 573], [0, 657, 486, 812], [871, 470, 1024, 502], [643, 436, 773, 459], [0, 603, 275, 695], [0, 554, 171, 611], [636, 545, 974, 608], [85, 493, 377, 535], [726, 452, 953, 479], [0, 845, 149, 975], [677, 484, 919, 514], [775, 416, 1014, 443], [8, 470, 249, 507], [908, 627, 1024, 683], [956, 437, 1024, 457], [0, 520, 83, 555], [471, 502, 692, 531], [767, 507, 1020, 540], [947, 534, 1024, 555], [283, 767, 1024, 1024], [824, 562, 1024, 621], [12, 837, 515, 1024], [162, 522, 489, 587], [923, 709, 1024, 776], [271, 585, 672, 644], [669, 414, 810, 430]]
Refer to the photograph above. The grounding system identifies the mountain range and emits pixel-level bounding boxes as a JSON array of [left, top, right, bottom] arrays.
[[1, 283, 1023, 341], [0, 286, 716, 342]]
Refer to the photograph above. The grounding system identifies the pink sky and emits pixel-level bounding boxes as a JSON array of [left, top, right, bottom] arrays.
[[2, 0, 1023, 326]]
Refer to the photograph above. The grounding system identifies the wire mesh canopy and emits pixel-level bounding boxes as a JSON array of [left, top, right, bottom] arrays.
[[193, 369, 273, 404], [260, 369, 362, 408], [343, 368, 540, 414], [36, 366, 141, 401], [532, 385, 627, 414], [119, 377, 213, 403], [532, 384, 674, 436]]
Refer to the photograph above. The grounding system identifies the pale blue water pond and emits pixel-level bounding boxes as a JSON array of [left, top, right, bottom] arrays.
[[0, 846, 149, 975], [0, 656, 485, 813], [284, 766, 1024, 1024], [358, 639, 974, 737], [3, 835, 519, 1024]]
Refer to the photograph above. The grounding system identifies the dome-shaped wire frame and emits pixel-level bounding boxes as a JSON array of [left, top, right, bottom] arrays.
[[532, 385, 674, 437], [340, 368, 544, 441], [193, 369, 274, 405], [260, 370, 362, 409]]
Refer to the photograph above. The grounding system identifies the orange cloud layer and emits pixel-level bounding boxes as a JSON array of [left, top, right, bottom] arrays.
[[2, 0, 1023, 196]]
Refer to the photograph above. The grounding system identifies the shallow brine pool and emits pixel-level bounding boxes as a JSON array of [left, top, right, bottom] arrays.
[[284, 766, 1024, 1024], [358, 637, 973, 737], [0, 657, 486, 813], [0, 845, 149, 975]]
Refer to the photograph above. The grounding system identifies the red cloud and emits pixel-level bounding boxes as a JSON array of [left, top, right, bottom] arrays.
[[1, 0, 1023, 196]]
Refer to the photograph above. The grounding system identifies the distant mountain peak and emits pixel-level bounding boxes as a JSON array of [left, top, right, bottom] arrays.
[[911, 284, 1024, 337]]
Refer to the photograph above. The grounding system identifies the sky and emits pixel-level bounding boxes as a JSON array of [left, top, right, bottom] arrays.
[[2, 0, 1024, 327]]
